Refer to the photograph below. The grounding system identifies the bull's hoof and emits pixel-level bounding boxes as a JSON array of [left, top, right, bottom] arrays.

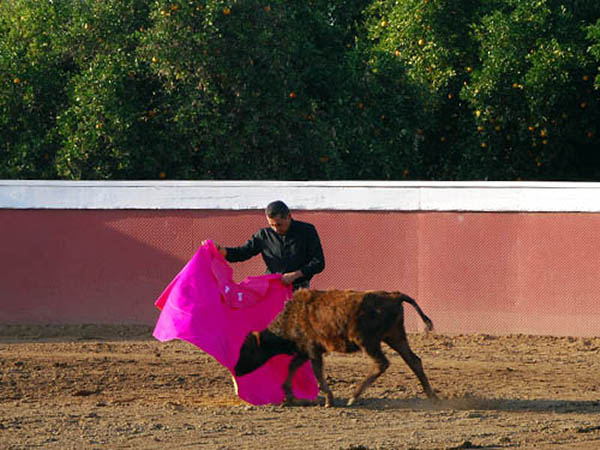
[[428, 393, 441, 403], [322, 394, 335, 408]]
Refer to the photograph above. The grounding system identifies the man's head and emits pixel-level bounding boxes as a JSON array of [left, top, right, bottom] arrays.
[[266, 200, 292, 235]]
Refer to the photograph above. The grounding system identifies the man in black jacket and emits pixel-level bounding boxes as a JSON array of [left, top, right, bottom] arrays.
[[211, 200, 325, 290]]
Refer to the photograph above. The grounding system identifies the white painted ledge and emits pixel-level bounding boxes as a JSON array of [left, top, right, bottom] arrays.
[[2, 180, 600, 212]]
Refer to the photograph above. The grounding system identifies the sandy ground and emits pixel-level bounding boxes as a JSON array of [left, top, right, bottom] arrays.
[[1, 324, 600, 449]]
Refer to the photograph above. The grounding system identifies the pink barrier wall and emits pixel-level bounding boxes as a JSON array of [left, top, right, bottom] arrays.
[[3, 209, 600, 336]]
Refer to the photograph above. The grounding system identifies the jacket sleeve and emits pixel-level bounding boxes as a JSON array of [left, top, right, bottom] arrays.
[[299, 226, 325, 278], [225, 232, 263, 262]]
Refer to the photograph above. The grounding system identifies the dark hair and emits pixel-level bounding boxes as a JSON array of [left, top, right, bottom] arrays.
[[266, 200, 290, 218]]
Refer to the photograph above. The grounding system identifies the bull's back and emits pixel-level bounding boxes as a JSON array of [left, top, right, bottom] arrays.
[[270, 289, 403, 353]]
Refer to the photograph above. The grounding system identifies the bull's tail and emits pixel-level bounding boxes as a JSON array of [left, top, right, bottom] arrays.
[[399, 294, 434, 332]]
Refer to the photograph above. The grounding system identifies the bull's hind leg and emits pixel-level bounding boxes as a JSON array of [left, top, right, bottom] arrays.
[[384, 329, 437, 400], [348, 343, 389, 406]]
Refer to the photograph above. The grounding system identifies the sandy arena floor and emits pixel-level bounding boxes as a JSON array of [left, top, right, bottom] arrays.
[[1, 324, 599, 449]]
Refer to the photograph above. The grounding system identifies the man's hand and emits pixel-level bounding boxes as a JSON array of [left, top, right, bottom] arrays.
[[202, 240, 227, 258], [281, 270, 303, 285]]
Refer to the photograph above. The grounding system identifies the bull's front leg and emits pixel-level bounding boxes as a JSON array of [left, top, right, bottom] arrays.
[[282, 354, 313, 406], [310, 353, 335, 407]]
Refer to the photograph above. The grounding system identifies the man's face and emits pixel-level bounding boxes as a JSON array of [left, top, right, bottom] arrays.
[[267, 214, 292, 235]]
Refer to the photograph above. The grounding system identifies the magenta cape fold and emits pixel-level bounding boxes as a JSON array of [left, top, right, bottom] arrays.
[[153, 240, 318, 405]]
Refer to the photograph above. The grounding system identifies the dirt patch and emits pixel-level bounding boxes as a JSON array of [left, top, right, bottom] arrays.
[[1, 325, 600, 449]]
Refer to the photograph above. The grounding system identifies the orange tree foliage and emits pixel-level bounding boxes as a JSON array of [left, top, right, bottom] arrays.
[[138, 0, 423, 179], [368, 0, 600, 179], [1, 0, 600, 180]]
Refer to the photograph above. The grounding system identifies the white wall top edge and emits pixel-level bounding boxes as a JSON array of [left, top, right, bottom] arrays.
[[1, 180, 600, 212]]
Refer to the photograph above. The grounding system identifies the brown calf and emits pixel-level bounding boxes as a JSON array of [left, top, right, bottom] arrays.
[[234, 289, 437, 407]]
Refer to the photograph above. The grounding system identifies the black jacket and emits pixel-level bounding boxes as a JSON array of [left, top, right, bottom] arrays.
[[225, 219, 325, 289]]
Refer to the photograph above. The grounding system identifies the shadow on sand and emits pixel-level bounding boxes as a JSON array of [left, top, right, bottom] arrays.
[[343, 395, 600, 414]]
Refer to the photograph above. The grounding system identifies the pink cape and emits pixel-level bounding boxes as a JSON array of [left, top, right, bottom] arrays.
[[153, 240, 318, 405]]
